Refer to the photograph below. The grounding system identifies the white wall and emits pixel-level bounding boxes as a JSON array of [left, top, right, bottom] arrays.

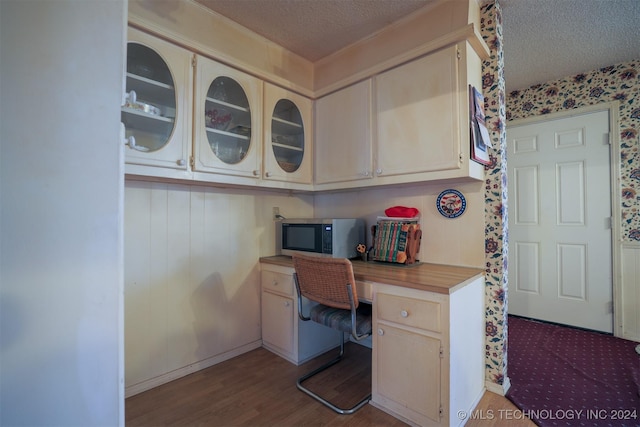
[[0, 1, 126, 425]]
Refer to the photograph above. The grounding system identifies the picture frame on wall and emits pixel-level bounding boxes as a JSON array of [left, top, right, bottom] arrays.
[[469, 85, 491, 166]]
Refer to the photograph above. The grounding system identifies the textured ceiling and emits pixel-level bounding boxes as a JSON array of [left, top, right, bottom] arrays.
[[500, 0, 640, 92], [195, 0, 640, 92]]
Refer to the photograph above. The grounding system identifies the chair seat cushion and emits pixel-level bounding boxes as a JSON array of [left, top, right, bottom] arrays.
[[310, 303, 372, 336]]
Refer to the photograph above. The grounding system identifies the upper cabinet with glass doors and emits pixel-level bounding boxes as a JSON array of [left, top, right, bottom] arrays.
[[193, 56, 262, 179], [263, 83, 312, 184], [121, 28, 192, 172]]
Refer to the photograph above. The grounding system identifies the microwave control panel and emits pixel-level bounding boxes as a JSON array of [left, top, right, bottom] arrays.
[[322, 225, 332, 254]]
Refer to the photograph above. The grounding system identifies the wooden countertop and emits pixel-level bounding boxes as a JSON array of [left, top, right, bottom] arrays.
[[260, 255, 484, 295]]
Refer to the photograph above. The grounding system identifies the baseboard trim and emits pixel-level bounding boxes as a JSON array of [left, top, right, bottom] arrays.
[[125, 340, 262, 398], [485, 376, 510, 396]]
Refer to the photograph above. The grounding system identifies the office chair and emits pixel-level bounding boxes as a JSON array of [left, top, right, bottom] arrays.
[[291, 253, 372, 414]]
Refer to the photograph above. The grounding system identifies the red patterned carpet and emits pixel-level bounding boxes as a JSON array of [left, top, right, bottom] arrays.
[[506, 315, 640, 426]]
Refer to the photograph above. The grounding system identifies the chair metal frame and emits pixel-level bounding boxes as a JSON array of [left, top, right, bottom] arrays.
[[292, 253, 372, 415]]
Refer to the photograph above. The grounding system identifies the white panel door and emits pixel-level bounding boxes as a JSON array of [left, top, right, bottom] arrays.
[[507, 110, 613, 332]]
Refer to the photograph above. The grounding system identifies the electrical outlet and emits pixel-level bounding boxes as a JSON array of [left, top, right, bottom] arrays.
[[272, 207, 280, 218]]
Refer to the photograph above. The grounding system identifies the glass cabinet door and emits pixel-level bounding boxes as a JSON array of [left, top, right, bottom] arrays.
[[193, 56, 262, 178], [205, 77, 251, 164], [263, 83, 312, 184], [122, 43, 174, 152], [122, 28, 192, 170], [270, 100, 304, 173]]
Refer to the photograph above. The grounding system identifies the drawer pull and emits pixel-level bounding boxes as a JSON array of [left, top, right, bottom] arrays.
[[272, 280, 278, 286], [284, 301, 290, 307], [378, 328, 384, 336], [400, 310, 409, 318]]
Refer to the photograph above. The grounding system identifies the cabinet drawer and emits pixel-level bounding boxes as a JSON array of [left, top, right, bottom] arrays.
[[376, 293, 441, 333], [356, 280, 373, 303], [261, 270, 294, 296]]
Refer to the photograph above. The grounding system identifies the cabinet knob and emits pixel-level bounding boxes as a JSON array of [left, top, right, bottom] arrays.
[[176, 159, 186, 166], [377, 328, 384, 336], [376, 168, 383, 175], [272, 280, 278, 286], [253, 170, 260, 176], [265, 171, 272, 178], [400, 310, 409, 318], [284, 301, 290, 307]]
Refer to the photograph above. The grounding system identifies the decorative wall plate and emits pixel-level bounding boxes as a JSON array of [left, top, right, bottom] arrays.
[[436, 189, 466, 218]]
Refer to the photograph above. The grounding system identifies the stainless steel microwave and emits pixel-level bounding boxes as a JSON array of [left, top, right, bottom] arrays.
[[276, 218, 365, 259]]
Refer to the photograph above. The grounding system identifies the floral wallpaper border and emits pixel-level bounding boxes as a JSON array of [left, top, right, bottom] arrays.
[[480, 1, 508, 389]]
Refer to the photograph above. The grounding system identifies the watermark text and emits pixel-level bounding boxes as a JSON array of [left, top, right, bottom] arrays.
[[457, 408, 638, 422]]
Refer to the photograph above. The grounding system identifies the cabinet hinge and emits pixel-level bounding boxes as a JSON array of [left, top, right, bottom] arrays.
[[439, 405, 443, 418], [459, 152, 463, 163], [191, 54, 197, 68], [604, 132, 611, 145], [439, 347, 444, 358], [190, 156, 195, 169], [456, 45, 461, 60]]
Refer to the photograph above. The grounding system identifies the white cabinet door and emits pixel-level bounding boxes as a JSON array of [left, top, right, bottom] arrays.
[[263, 83, 313, 184], [122, 28, 192, 171], [375, 45, 462, 178], [262, 290, 294, 357], [315, 80, 373, 184], [374, 324, 442, 425], [193, 56, 263, 179], [373, 290, 444, 426]]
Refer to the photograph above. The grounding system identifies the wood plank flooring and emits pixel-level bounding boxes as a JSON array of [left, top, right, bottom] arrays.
[[126, 343, 534, 426]]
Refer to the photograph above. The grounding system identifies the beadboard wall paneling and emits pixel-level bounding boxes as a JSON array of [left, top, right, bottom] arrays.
[[124, 180, 314, 395]]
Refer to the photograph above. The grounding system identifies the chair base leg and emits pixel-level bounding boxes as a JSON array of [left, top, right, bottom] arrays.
[[296, 337, 372, 415]]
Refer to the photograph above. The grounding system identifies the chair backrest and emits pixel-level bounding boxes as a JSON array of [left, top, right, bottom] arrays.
[[292, 253, 359, 310]]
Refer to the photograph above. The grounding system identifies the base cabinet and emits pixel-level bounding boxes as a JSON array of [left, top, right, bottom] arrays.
[[371, 279, 484, 427], [375, 323, 442, 424], [259, 257, 485, 426], [261, 263, 338, 364]]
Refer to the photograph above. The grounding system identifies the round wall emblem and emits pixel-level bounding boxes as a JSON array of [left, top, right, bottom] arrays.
[[436, 189, 466, 218]]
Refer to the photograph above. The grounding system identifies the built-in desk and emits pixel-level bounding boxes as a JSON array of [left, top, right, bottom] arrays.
[[260, 255, 483, 294], [260, 256, 485, 427]]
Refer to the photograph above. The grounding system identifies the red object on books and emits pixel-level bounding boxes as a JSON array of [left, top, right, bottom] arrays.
[[384, 206, 419, 218]]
